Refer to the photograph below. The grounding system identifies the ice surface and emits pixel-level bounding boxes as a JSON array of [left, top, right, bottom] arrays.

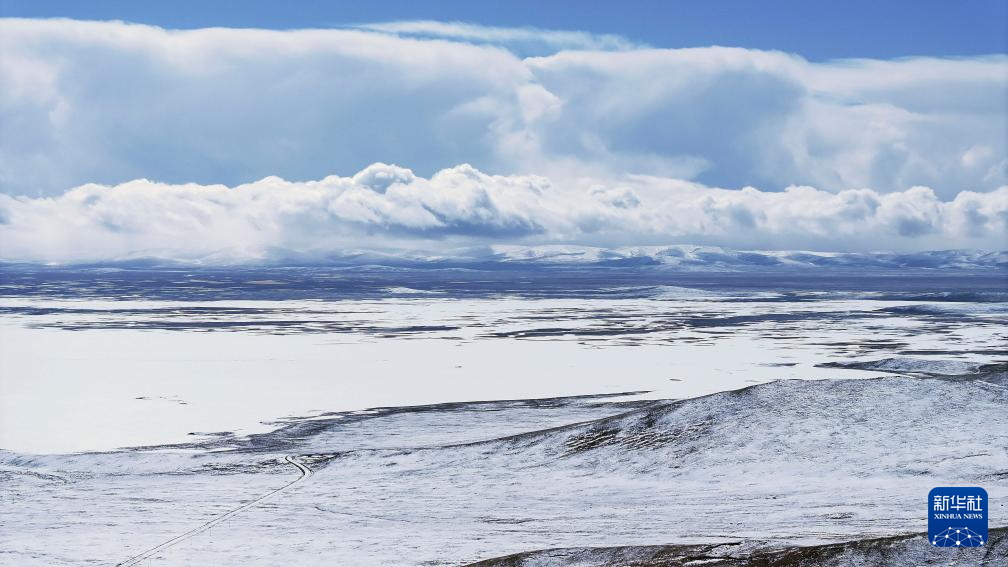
[[2, 285, 1004, 453]]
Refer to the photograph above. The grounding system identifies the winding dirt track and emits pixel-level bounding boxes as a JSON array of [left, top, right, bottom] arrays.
[[115, 455, 313, 566]]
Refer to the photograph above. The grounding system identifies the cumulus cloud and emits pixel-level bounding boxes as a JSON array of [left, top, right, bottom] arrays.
[[0, 163, 1004, 264], [0, 18, 1005, 201], [0, 19, 1005, 261]]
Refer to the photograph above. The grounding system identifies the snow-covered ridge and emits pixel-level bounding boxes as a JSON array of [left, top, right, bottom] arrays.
[[820, 358, 1008, 378], [465, 528, 1008, 566], [486, 245, 1006, 270], [3, 246, 1003, 271], [460, 374, 1008, 479], [4, 371, 1007, 564]]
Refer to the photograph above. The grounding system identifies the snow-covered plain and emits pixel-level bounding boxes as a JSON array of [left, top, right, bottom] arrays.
[[2, 290, 1004, 454], [0, 267, 1005, 565]]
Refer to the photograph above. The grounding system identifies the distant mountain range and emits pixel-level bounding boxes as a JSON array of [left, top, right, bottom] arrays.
[[261, 245, 1006, 271], [2, 245, 1005, 271], [480, 245, 1007, 270]]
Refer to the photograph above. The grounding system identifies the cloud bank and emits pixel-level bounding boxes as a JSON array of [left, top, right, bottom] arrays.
[[0, 19, 1005, 261], [1, 18, 1005, 200], [1, 163, 1004, 264]]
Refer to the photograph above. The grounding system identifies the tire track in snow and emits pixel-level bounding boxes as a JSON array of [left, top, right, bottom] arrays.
[[115, 455, 312, 566]]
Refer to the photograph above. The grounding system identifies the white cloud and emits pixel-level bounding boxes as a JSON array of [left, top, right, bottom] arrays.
[[0, 163, 1004, 264], [520, 49, 1007, 195], [0, 19, 1005, 259], [1, 18, 1005, 202], [0, 18, 532, 197]]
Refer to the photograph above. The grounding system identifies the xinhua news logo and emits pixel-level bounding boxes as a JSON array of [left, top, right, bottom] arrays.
[[929, 487, 988, 548]]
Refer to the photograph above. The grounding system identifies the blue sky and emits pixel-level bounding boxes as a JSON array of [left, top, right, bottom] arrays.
[[2, 0, 1005, 60]]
